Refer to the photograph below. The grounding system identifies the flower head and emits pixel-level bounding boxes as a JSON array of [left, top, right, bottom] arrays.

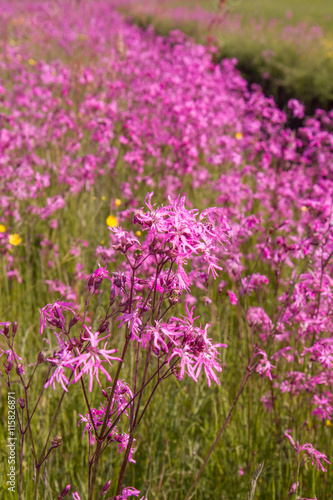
[[70, 325, 122, 391], [106, 215, 118, 227], [8, 233, 22, 246]]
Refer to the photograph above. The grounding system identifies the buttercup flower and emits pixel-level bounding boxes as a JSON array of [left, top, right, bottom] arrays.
[[8, 234, 22, 246], [106, 215, 118, 227]]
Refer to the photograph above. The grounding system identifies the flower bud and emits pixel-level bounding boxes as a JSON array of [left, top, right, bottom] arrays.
[[18, 397, 25, 409], [137, 279, 148, 285], [94, 279, 103, 291], [4, 361, 13, 374], [98, 321, 109, 334], [68, 316, 79, 330], [100, 479, 111, 495], [16, 363, 25, 376], [12, 321, 18, 336], [37, 351, 45, 364], [47, 317, 63, 329], [58, 484, 71, 499], [109, 288, 116, 305], [3, 324, 10, 337], [51, 435, 62, 448], [87, 275, 94, 289], [114, 276, 122, 288], [70, 337, 81, 347]]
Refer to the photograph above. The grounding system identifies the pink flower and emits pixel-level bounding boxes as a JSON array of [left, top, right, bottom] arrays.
[[40, 301, 77, 335], [117, 311, 142, 342], [284, 431, 330, 472], [227, 290, 238, 305], [121, 487, 141, 499], [254, 348, 276, 381], [44, 348, 74, 392], [70, 325, 121, 391]]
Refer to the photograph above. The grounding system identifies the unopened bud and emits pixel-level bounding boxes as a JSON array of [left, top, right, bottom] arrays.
[[58, 484, 71, 499], [51, 436, 62, 448], [16, 363, 25, 376], [98, 321, 109, 334], [101, 389, 108, 399], [70, 337, 81, 347], [109, 288, 116, 305], [101, 480, 111, 495], [18, 397, 25, 409], [87, 275, 94, 289], [68, 316, 79, 330], [47, 318, 63, 329], [114, 277, 122, 288], [94, 279, 102, 290], [37, 351, 45, 364], [12, 321, 18, 336], [4, 361, 13, 374], [3, 324, 10, 337]]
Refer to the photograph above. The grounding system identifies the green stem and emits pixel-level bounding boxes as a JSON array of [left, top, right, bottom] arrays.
[[88, 338, 130, 500], [184, 366, 252, 500]]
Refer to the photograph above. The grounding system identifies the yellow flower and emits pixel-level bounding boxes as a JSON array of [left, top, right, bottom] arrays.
[[326, 419, 332, 427], [0, 224, 6, 233], [115, 198, 122, 207], [235, 132, 243, 140], [106, 215, 118, 227], [28, 58, 37, 66], [8, 234, 22, 246], [301, 206, 308, 212], [135, 231, 141, 237], [101, 196, 106, 201]]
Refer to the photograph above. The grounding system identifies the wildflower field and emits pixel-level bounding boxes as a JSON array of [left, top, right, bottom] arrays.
[[0, 1, 333, 499]]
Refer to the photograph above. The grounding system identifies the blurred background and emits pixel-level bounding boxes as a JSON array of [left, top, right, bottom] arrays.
[[119, 0, 333, 113]]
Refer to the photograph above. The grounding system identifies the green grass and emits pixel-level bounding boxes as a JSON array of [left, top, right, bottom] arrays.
[[120, 0, 333, 113], [154, 0, 333, 28]]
